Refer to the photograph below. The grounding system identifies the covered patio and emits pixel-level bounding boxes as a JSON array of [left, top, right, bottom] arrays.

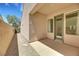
[[29, 3, 79, 47]]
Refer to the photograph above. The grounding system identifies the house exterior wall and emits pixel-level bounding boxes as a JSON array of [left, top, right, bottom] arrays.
[[30, 12, 47, 42], [21, 3, 36, 42], [22, 3, 79, 47], [47, 4, 79, 47]]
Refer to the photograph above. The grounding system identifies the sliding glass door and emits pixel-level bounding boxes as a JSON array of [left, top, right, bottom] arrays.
[[54, 14, 64, 40]]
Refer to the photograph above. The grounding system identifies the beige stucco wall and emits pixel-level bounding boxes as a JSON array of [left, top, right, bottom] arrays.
[[0, 18, 14, 55], [21, 3, 36, 42], [47, 4, 79, 47], [30, 12, 47, 42], [46, 17, 54, 40]]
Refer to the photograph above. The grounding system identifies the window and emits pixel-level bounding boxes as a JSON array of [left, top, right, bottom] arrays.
[[66, 11, 79, 35], [48, 19, 53, 33]]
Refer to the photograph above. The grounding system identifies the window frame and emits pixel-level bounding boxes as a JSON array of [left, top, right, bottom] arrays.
[[48, 19, 53, 33], [65, 10, 79, 35]]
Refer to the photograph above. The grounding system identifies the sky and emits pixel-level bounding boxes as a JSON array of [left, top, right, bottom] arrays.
[[0, 3, 23, 23]]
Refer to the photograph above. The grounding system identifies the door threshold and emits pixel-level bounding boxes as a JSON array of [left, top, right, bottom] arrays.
[[54, 38, 63, 43], [56, 36, 62, 39]]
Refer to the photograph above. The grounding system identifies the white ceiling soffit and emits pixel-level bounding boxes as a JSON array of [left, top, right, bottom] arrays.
[[30, 3, 45, 15], [37, 3, 79, 15]]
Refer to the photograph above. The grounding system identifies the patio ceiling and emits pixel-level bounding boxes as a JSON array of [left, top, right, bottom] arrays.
[[31, 3, 79, 15]]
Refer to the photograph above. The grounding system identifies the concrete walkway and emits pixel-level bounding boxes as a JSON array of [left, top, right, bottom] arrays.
[[17, 33, 64, 56], [17, 33, 79, 56], [30, 41, 64, 56], [17, 33, 39, 56]]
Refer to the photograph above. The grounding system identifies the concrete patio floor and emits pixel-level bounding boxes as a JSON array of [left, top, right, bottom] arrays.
[[17, 33, 39, 56], [30, 41, 64, 56], [39, 39, 79, 56], [17, 33, 64, 56], [18, 34, 63, 56], [17, 33, 79, 56]]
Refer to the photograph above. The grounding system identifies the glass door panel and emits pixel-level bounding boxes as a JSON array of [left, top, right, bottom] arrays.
[[54, 14, 64, 39]]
